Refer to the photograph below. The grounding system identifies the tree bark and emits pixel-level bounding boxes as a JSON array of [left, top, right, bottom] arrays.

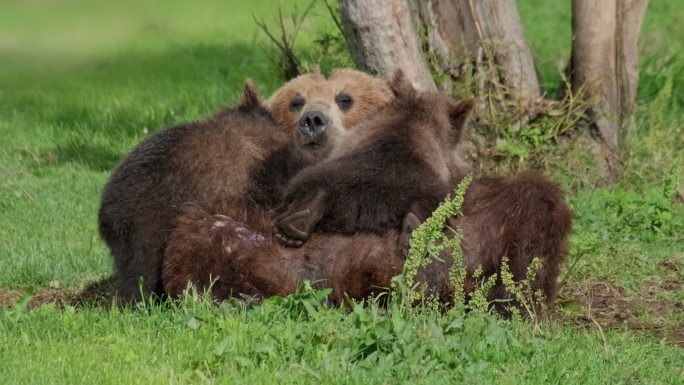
[[413, 0, 541, 108], [339, 0, 540, 106], [570, 0, 649, 152], [338, 0, 437, 91]]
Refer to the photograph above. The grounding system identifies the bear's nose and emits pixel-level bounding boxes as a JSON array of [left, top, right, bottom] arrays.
[[298, 111, 328, 140]]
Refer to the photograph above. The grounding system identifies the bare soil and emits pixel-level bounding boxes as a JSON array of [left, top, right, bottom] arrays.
[[556, 278, 684, 347], [0, 277, 112, 309]]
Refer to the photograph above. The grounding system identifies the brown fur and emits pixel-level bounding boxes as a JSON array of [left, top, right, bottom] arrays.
[[273, 72, 475, 246], [163, 174, 572, 316], [98, 82, 290, 303], [99, 71, 393, 304], [415, 174, 573, 315], [163, 205, 403, 304], [266, 69, 394, 164]]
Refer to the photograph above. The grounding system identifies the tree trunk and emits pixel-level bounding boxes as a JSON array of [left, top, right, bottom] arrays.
[[339, 0, 540, 107], [338, 0, 437, 91], [570, 0, 649, 152], [413, 0, 541, 109]]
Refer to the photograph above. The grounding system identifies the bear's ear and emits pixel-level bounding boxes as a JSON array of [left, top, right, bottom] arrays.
[[238, 79, 261, 111], [388, 69, 416, 99], [448, 98, 475, 143]]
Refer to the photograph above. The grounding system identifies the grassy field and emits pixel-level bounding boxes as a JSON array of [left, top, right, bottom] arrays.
[[0, 0, 682, 384]]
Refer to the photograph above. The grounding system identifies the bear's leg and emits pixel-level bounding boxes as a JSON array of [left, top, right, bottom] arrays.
[[105, 232, 168, 305], [273, 190, 326, 247], [106, 270, 163, 306]]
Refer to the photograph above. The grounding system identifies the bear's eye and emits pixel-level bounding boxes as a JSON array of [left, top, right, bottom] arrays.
[[289, 96, 305, 112], [335, 93, 354, 112]]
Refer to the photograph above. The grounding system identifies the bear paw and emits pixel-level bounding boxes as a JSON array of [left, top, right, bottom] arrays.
[[273, 208, 317, 247]]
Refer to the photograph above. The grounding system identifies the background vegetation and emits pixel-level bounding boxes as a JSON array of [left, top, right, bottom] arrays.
[[0, 0, 682, 383]]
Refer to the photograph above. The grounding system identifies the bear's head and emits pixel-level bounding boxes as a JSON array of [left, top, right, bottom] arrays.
[[265, 69, 393, 161], [386, 69, 475, 183]]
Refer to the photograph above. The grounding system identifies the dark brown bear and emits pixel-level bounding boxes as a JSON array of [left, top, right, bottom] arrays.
[[273, 72, 475, 247], [163, 173, 571, 316], [163, 204, 404, 304], [98, 82, 291, 303], [413, 174, 572, 315], [98, 71, 393, 304]]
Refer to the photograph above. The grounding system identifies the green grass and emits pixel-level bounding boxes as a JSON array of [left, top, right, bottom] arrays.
[[2, 294, 682, 385], [1, 1, 683, 384]]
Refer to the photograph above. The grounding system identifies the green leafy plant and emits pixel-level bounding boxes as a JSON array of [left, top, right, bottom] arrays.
[[260, 281, 332, 320], [500, 257, 545, 323], [392, 174, 473, 305]]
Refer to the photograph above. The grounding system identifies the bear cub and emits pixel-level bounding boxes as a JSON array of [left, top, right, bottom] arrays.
[[99, 70, 393, 303], [98, 82, 294, 303]]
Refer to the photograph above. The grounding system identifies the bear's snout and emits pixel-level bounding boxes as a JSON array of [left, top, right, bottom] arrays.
[[298, 110, 328, 142]]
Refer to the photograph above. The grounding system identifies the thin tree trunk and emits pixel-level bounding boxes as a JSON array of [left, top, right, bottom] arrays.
[[570, 0, 649, 152], [618, 0, 650, 132], [413, 0, 541, 108], [338, 0, 437, 91]]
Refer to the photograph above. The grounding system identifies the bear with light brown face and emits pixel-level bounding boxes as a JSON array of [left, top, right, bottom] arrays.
[[97, 69, 393, 304], [249, 69, 394, 208], [266, 69, 395, 164]]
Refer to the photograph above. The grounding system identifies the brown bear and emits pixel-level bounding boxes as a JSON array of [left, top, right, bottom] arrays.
[[273, 71, 475, 247], [265, 69, 395, 161], [412, 174, 572, 315], [163, 175, 572, 315], [97, 70, 393, 304], [163, 204, 404, 304]]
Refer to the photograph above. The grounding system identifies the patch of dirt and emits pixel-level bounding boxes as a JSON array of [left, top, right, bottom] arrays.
[[0, 288, 76, 308], [0, 277, 113, 309], [555, 280, 684, 348], [659, 257, 682, 274]]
